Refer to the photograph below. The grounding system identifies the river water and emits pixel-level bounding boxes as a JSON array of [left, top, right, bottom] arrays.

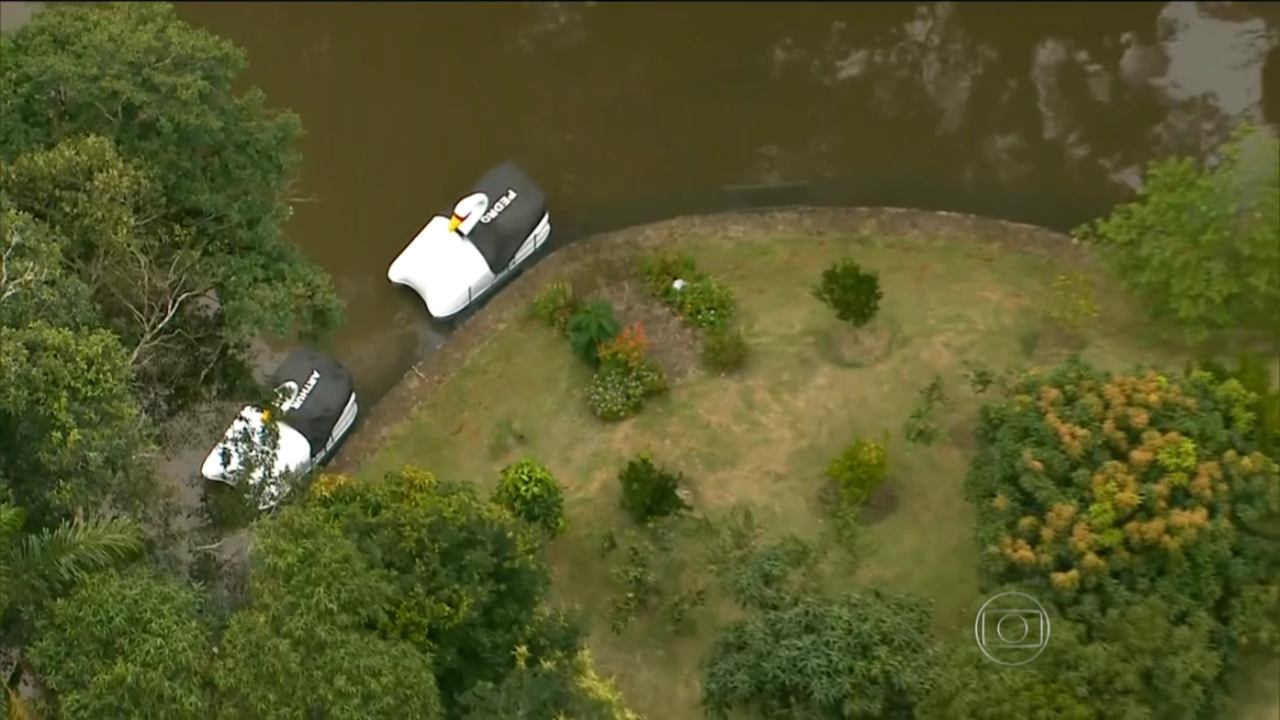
[[4, 2, 1276, 401], [167, 1, 1280, 402]]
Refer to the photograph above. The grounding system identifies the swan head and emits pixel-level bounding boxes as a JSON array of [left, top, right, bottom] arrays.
[[448, 193, 488, 236]]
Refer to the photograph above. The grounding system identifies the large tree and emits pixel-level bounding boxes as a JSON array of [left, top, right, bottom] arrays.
[[698, 523, 939, 720], [25, 567, 212, 720], [457, 647, 640, 720], [210, 506, 443, 720], [0, 2, 342, 420], [307, 469, 570, 709], [964, 358, 1280, 716], [1075, 125, 1280, 339]]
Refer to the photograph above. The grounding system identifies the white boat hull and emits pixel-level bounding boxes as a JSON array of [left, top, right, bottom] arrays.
[[390, 212, 552, 320]]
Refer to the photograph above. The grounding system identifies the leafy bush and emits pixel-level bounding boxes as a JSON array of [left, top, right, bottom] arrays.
[[618, 452, 690, 524], [598, 322, 649, 374], [961, 360, 997, 395], [702, 324, 749, 374], [567, 301, 621, 366], [903, 375, 948, 446], [812, 259, 883, 328], [494, 459, 566, 537], [586, 365, 647, 421], [965, 358, 1280, 714], [639, 251, 699, 299], [702, 590, 939, 719], [1074, 124, 1279, 339], [638, 251, 738, 331], [1189, 353, 1280, 458], [588, 324, 668, 421], [673, 278, 736, 331], [530, 280, 580, 335], [824, 435, 890, 508]]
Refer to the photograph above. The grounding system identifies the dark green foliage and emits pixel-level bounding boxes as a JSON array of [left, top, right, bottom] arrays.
[[702, 324, 750, 373], [812, 258, 883, 328], [210, 504, 444, 719], [0, 4, 343, 420], [618, 453, 690, 524], [28, 568, 213, 719], [567, 301, 621, 366], [308, 469, 555, 711], [961, 360, 997, 395], [1190, 353, 1280, 459], [458, 647, 633, 720], [701, 590, 940, 719], [530, 280, 580, 335], [494, 459, 567, 537], [824, 435, 890, 509], [0, 322, 152, 528]]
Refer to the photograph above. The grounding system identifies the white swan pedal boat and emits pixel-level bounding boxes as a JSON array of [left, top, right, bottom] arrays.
[[200, 347, 359, 509], [387, 161, 552, 319]]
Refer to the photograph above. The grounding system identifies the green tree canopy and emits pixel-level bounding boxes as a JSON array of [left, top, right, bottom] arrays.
[[0, 321, 150, 528], [701, 589, 940, 719], [965, 358, 1280, 715], [307, 469, 567, 709], [0, 2, 342, 420], [210, 506, 443, 720], [1075, 125, 1280, 338], [458, 647, 640, 720], [26, 567, 211, 720]]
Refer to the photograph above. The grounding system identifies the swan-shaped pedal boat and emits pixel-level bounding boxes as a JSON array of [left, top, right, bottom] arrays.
[[388, 161, 552, 320], [200, 347, 359, 510]]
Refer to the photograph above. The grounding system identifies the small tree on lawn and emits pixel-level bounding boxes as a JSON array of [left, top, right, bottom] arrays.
[[700, 515, 939, 719], [812, 259, 883, 328], [1074, 124, 1279, 339]]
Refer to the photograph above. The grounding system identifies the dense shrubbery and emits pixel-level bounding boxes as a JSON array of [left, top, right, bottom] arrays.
[[1075, 124, 1279, 339], [964, 357, 1280, 715], [824, 435, 890, 509], [568, 301, 622, 366], [530, 280, 581, 335], [812, 258, 883, 328], [618, 453, 690, 525], [639, 251, 739, 332], [494, 459, 567, 537], [587, 322, 667, 421]]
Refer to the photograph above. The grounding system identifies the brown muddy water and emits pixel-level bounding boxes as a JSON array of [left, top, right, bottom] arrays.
[[3, 2, 1278, 505], [166, 0, 1277, 402], [6, 1, 1278, 404]]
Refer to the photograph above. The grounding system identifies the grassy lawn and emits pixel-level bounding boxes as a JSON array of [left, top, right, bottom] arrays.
[[356, 232, 1250, 719]]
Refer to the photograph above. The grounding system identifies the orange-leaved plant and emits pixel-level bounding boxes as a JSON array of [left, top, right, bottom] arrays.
[[599, 322, 649, 371]]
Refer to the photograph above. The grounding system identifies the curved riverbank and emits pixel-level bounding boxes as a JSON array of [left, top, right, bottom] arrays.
[[331, 206, 1084, 472]]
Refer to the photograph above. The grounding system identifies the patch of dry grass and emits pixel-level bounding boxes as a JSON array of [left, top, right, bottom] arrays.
[[356, 233, 1232, 719]]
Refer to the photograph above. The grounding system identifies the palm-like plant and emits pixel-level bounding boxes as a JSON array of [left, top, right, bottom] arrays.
[[1, 499, 143, 719]]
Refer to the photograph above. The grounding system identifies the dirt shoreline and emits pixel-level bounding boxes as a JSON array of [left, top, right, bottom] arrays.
[[331, 206, 1080, 474]]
